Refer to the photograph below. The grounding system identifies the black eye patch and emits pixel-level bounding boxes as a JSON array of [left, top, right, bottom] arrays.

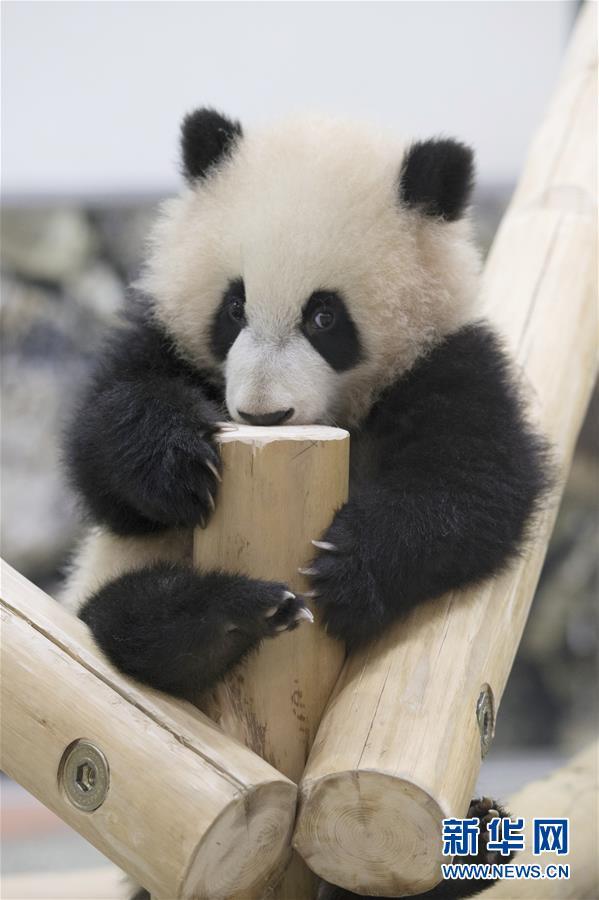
[[301, 290, 363, 372], [209, 278, 246, 361]]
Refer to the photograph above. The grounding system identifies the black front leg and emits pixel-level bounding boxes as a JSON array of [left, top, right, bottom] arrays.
[[304, 324, 550, 647], [65, 310, 227, 535], [79, 563, 311, 699]]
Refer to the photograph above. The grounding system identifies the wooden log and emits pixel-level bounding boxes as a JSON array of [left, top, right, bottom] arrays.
[[0, 561, 297, 900], [487, 742, 599, 899], [293, 5, 598, 896], [6, 743, 595, 900], [194, 424, 349, 898]]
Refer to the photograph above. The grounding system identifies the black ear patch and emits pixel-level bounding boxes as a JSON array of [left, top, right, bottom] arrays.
[[181, 108, 242, 182], [399, 139, 474, 221]]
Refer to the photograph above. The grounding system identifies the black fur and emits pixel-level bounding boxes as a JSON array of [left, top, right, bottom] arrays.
[[66, 318, 550, 657], [66, 313, 550, 655], [79, 563, 305, 699], [130, 890, 149, 900], [304, 323, 552, 646], [210, 277, 247, 360], [399, 139, 474, 221], [301, 290, 363, 372], [64, 306, 226, 535], [181, 108, 242, 182]]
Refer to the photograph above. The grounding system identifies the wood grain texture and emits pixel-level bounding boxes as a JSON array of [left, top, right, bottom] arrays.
[[194, 424, 349, 899], [5, 744, 595, 900], [293, 6, 598, 895], [0, 561, 297, 899]]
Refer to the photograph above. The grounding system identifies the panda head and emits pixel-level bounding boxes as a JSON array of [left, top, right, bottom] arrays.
[[141, 109, 480, 427]]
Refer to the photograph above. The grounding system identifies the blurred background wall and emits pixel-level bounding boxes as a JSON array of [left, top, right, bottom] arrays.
[[1, 0, 596, 885], [2, 0, 575, 200]]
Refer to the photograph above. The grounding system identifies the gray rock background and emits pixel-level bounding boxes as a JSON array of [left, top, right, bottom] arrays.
[[1, 198, 597, 757], [1, 205, 154, 589]]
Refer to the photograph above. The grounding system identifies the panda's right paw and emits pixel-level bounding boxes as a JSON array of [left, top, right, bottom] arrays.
[[222, 580, 314, 641], [130, 426, 222, 528]]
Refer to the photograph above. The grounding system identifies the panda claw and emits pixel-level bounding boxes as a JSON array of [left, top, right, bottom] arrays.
[[311, 540, 338, 552], [204, 460, 222, 483], [295, 606, 314, 624], [265, 605, 279, 618], [282, 590, 296, 601], [206, 491, 216, 512], [298, 566, 318, 577], [303, 590, 319, 599]]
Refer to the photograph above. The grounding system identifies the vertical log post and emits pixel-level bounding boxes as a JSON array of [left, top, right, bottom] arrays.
[[194, 424, 349, 898], [293, 5, 597, 896]]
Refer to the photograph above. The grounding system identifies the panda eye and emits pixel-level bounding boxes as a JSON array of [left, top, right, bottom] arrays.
[[311, 308, 335, 331], [303, 291, 340, 335], [229, 297, 246, 323], [301, 289, 363, 372], [226, 279, 246, 325]]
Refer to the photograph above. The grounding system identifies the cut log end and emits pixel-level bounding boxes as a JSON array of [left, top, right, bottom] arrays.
[[215, 422, 349, 445], [187, 780, 297, 897], [294, 771, 445, 896]]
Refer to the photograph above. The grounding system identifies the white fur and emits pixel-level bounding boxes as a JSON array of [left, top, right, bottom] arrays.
[[225, 330, 338, 425], [139, 115, 481, 426], [62, 527, 192, 612]]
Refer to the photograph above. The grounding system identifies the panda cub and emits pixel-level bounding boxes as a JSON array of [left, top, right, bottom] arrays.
[[64, 109, 548, 899]]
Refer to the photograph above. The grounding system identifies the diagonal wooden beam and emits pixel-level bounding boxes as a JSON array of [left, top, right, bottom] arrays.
[[0, 560, 297, 899], [293, 5, 597, 895]]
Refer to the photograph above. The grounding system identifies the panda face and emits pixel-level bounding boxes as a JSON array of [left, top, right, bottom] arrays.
[[141, 113, 481, 427], [210, 281, 363, 425]]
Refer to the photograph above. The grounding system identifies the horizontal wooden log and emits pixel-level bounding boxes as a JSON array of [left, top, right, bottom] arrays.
[[293, 5, 598, 896], [0, 561, 297, 899], [195, 424, 349, 899]]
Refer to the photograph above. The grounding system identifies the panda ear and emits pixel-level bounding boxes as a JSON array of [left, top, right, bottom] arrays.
[[180, 108, 243, 182], [398, 139, 474, 221]]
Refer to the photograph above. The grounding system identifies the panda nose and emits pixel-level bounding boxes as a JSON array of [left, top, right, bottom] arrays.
[[237, 408, 294, 426]]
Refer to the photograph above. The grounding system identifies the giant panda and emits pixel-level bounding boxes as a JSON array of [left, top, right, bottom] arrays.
[[62, 109, 549, 900]]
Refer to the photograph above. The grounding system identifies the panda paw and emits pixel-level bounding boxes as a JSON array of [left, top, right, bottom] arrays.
[[223, 581, 314, 640], [468, 796, 512, 864], [135, 426, 222, 528], [300, 511, 385, 647]]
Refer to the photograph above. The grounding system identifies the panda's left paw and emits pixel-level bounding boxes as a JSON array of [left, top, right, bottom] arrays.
[[300, 512, 385, 647], [468, 796, 512, 864]]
